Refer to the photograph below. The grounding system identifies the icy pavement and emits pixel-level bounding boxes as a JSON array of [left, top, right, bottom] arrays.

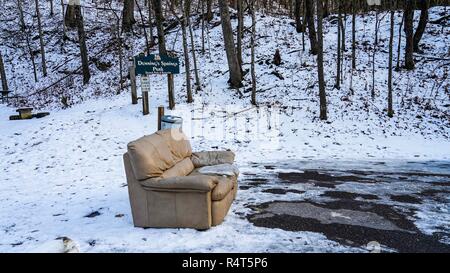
[[243, 161, 450, 252]]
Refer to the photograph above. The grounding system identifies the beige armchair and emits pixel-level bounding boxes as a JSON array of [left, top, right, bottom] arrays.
[[123, 129, 238, 229]]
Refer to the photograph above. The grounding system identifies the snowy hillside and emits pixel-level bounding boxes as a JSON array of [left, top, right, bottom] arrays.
[[0, 2, 449, 253]]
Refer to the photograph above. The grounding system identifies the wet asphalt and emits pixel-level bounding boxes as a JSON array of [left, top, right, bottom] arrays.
[[241, 160, 450, 253]]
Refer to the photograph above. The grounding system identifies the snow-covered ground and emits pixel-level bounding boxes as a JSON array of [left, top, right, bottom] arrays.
[[0, 2, 449, 252]]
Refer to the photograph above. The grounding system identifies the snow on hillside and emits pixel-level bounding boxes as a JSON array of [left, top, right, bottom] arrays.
[[0, 2, 449, 252]]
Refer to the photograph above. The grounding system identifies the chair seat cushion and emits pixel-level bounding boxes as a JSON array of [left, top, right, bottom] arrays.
[[197, 163, 240, 177], [189, 165, 238, 201]]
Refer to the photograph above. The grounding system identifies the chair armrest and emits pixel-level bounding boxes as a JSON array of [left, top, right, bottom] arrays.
[[140, 175, 218, 192], [191, 151, 235, 168]]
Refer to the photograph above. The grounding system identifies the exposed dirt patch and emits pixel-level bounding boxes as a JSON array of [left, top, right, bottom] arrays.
[[277, 171, 373, 188], [419, 189, 450, 197], [247, 200, 450, 252], [347, 170, 450, 179], [84, 211, 101, 218], [242, 178, 270, 187], [261, 188, 305, 195], [249, 213, 450, 253], [431, 182, 450, 187], [390, 195, 422, 204], [322, 191, 380, 200]]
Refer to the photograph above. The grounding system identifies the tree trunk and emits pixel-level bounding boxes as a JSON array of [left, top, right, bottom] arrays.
[[65, 0, 78, 28], [388, 1, 394, 118], [201, 0, 205, 53], [316, 0, 327, 120], [335, 0, 341, 89], [413, 0, 429, 53], [396, 12, 404, 70], [323, 0, 329, 18], [148, 0, 154, 46], [17, 0, 26, 31], [135, 0, 150, 54], [153, 0, 175, 109], [218, 0, 242, 88], [25, 27, 38, 82], [250, 0, 257, 105], [206, 0, 213, 21], [372, 9, 379, 98], [305, 0, 318, 55], [176, 0, 193, 102], [50, 0, 54, 16], [404, 0, 415, 70], [35, 0, 47, 77], [61, 0, 67, 39], [153, 0, 167, 54], [122, 0, 136, 32], [294, 0, 303, 33], [185, 0, 201, 91], [0, 51, 8, 92], [236, 0, 244, 72], [351, 0, 356, 70], [75, 4, 90, 84], [110, 4, 123, 93]]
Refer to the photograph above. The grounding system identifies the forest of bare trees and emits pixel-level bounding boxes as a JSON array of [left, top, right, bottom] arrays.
[[1, 0, 448, 118]]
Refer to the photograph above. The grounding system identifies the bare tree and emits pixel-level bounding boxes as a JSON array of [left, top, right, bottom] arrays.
[[135, 0, 151, 54], [153, 0, 175, 109], [109, 2, 124, 93], [122, 0, 136, 32], [74, 3, 90, 84], [65, 0, 77, 28], [148, 0, 155, 46], [351, 0, 356, 70], [61, 0, 67, 39], [305, 0, 317, 55], [170, 0, 193, 102], [335, 0, 342, 89], [206, 0, 213, 21], [317, 0, 328, 120], [250, 0, 257, 105], [413, 0, 430, 53], [35, 0, 47, 77], [185, 0, 201, 91], [0, 51, 8, 92], [388, 0, 394, 118], [17, 0, 38, 82], [236, 0, 244, 72], [294, 0, 303, 33], [50, 0, 54, 16], [17, 0, 26, 31], [404, 0, 415, 70], [316, 0, 327, 120], [396, 12, 404, 70], [218, 0, 242, 88]]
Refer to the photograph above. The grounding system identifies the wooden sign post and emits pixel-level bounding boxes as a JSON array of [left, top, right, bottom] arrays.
[[157, 106, 164, 130], [132, 53, 180, 116], [141, 75, 150, 115]]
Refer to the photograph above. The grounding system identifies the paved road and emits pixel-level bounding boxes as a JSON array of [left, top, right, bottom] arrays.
[[241, 160, 450, 253]]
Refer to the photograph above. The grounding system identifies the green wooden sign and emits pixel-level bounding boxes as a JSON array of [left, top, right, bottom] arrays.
[[134, 54, 180, 75]]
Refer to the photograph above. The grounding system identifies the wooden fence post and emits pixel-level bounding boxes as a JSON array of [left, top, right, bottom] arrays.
[[158, 106, 164, 130], [141, 75, 150, 115], [142, 91, 149, 115]]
